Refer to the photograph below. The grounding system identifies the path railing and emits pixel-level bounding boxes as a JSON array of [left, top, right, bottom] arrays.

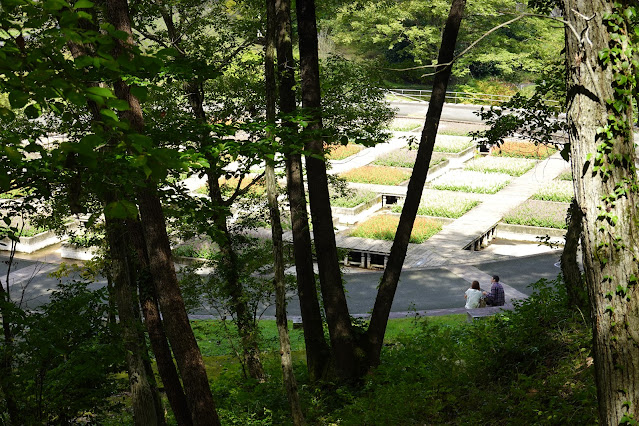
[[387, 88, 562, 110]]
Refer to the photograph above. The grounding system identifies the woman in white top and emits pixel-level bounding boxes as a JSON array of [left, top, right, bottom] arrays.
[[465, 280, 483, 309]]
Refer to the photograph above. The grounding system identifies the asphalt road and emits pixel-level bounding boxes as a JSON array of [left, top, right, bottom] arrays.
[[1, 250, 562, 316]]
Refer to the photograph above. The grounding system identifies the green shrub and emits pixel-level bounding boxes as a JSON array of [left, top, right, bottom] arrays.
[[503, 199, 568, 229]]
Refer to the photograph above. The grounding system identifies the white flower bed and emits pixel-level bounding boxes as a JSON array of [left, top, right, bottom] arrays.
[[532, 180, 573, 202], [464, 156, 537, 177], [433, 134, 475, 153], [391, 189, 481, 218], [430, 170, 511, 194], [387, 118, 422, 132]]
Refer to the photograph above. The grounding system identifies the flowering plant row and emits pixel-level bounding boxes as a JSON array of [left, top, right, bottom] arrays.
[[340, 165, 411, 186], [502, 200, 569, 229], [430, 170, 511, 194], [491, 141, 557, 159], [331, 189, 378, 208], [532, 180, 573, 203], [350, 214, 442, 243], [464, 156, 536, 177], [326, 143, 365, 160], [373, 149, 446, 168], [433, 135, 475, 153], [391, 190, 481, 218]]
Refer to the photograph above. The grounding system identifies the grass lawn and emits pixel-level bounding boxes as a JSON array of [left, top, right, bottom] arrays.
[[340, 165, 411, 186]]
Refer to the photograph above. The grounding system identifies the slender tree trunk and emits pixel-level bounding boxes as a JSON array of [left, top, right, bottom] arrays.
[[562, 1, 639, 423], [561, 198, 587, 311], [365, 0, 466, 370], [127, 219, 194, 426], [183, 79, 266, 382], [105, 215, 160, 426], [0, 259, 20, 425], [275, 0, 331, 381], [296, 0, 359, 379], [265, 1, 305, 423], [103, 1, 220, 424]]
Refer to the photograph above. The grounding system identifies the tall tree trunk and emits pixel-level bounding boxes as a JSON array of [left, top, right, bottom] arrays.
[[562, 1, 639, 423], [296, 0, 359, 379], [104, 1, 220, 424], [136, 189, 220, 426], [265, 0, 305, 423], [127, 219, 194, 426], [365, 0, 467, 370], [561, 198, 587, 312], [104, 215, 160, 426], [275, 0, 331, 380]]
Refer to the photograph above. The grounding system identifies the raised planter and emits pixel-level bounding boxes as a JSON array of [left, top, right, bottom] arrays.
[[1, 230, 62, 254], [332, 194, 383, 225], [496, 222, 566, 244]]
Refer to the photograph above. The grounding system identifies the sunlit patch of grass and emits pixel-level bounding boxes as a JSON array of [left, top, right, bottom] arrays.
[[349, 214, 442, 243], [387, 118, 422, 132], [340, 166, 411, 186], [331, 189, 378, 208]]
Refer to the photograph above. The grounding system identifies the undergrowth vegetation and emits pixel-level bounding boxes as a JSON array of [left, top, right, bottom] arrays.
[[190, 277, 597, 425]]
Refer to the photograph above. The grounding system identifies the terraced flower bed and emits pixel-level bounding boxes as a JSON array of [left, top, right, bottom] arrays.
[[464, 156, 536, 177], [491, 140, 557, 159], [331, 189, 378, 208], [430, 170, 511, 194], [340, 165, 411, 186], [390, 190, 481, 218], [326, 143, 365, 160], [433, 135, 475, 153], [502, 199, 568, 229], [387, 118, 422, 132], [373, 149, 447, 168], [532, 180, 573, 202], [349, 214, 442, 243]]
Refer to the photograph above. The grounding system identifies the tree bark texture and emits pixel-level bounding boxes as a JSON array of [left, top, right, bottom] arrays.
[[104, 0, 220, 423], [265, 1, 305, 422], [296, 0, 359, 379], [365, 0, 466, 370], [561, 199, 588, 312], [127, 219, 193, 426], [563, 1, 639, 423], [275, 0, 331, 381], [105, 216, 160, 426]]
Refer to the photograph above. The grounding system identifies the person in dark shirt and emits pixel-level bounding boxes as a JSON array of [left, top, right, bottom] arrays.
[[483, 275, 505, 306]]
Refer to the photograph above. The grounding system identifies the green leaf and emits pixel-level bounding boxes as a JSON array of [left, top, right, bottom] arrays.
[[105, 98, 130, 111], [99, 108, 119, 121], [104, 200, 138, 219], [86, 86, 115, 99], [24, 104, 41, 119], [9, 91, 30, 109], [0, 108, 16, 121], [73, 0, 93, 8]]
